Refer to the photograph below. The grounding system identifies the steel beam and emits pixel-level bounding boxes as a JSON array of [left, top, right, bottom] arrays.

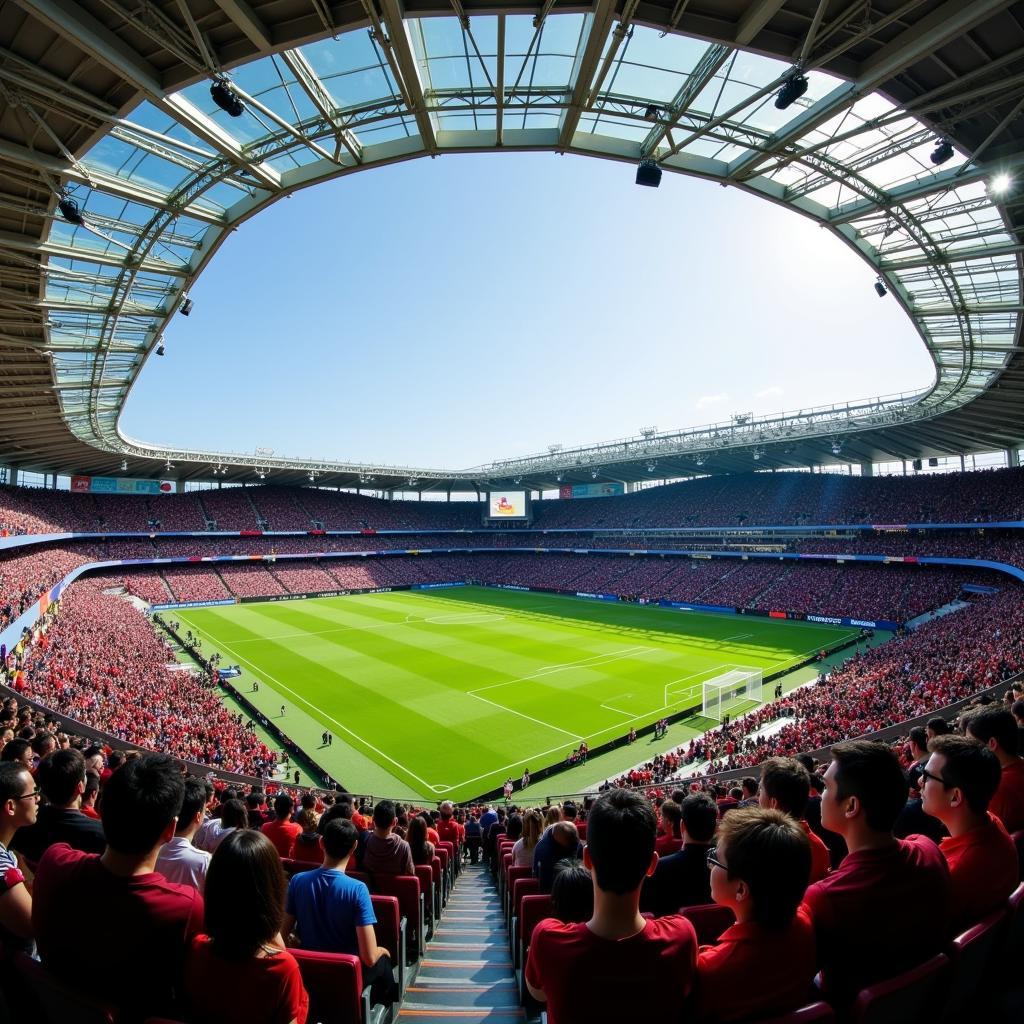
[[377, 0, 437, 152], [557, 0, 621, 150]]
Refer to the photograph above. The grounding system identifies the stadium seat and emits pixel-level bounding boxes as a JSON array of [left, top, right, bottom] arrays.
[[437, 840, 457, 881], [944, 906, 1010, 1019], [414, 863, 436, 938], [434, 844, 451, 896], [752, 1002, 836, 1023], [1011, 829, 1024, 877], [430, 854, 444, 914], [280, 856, 309, 877], [371, 874, 424, 963], [505, 865, 533, 920], [514, 893, 554, 971], [14, 952, 116, 1024], [498, 851, 514, 905], [291, 949, 381, 1024], [848, 953, 950, 1024], [368, 894, 406, 997], [511, 876, 540, 939], [679, 903, 736, 945]]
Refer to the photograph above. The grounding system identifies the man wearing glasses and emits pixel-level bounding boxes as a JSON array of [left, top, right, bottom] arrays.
[[0, 760, 39, 948]]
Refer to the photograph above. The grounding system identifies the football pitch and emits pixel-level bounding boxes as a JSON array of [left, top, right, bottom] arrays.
[[175, 587, 858, 802]]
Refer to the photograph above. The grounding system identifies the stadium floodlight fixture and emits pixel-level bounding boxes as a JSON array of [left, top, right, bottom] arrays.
[[775, 72, 808, 110], [874, 277, 887, 298], [210, 77, 245, 117], [120, 459, 128, 471], [57, 194, 85, 225], [179, 296, 193, 317], [644, 105, 660, 121], [635, 158, 662, 188], [156, 339, 166, 356], [513, 477, 522, 485], [990, 173, 1012, 195], [591, 470, 599, 479], [556, 473, 563, 482], [752, 449, 763, 461], [930, 139, 954, 166], [694, 455, 705, 467], [165, 459, 174, 472], [831, 439, 843, 456], [646, 462, 657, 473]]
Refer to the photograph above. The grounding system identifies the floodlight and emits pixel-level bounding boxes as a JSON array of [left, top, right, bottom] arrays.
[[156, 341, 165, 356], [644, 105, 660, 121], [211, 78, 244, 117], [120, 460, 128, 471], [753, 449, 762, 461], [831, 440, 843, 456], [930, 139, 954, 165], [635, 158, 662, 188], [591, 470, 598, 479], [874, 277, 887, 298], [990, 173, 1012, 195], [556, 473, 563, 482], [165, 459, 174, 471], [646, 462, 657, 472], [58, 195, 84, 225], [180, 297, 193, 317], [775, 73, 808, 110], [694, 455, 705, 467], [513, 477, 522, 484]]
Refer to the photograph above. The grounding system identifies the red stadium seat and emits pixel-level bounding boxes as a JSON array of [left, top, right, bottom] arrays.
[[1011, 829, 1024, 878], [679, 903, 736, 945], [944, 906, 1010, 1019], [512, 876, 540, 932], [515, 893, 555, 970], [15, 952, 116, 1024], [430, 855, 444, 912], [505, 865, 533, 920], [281, 856, 309, 877], [414, 864, 435, 938], [371, 874, 424, 963], [437, 841, 456, 880], [848, 953, 950, 1024], [291, 949, 367, 1024], [369, 894, 405, 996]]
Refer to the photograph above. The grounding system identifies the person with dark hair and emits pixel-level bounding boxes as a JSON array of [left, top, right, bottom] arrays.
[[963, 706, 1024, 832], [0, 761, 38, 948], [156, 776, 213, 892], [1011, 698, 1024, 747], [407, 815, 434, 867], [283, 819, 397, 1005], [758, 757, 830, 882], [550, 861, 593, 923], [906, 726, 930, 791], [526, 789, 697, 1023], [926, 717, 951, 741], [803, 741, 949, 1004], [290, 809, 322, 865], [261, 793, 302, 857], [641, 792, 716, 917], [533, 820, 582, 893], [693, 808, 815, 1023], [0, 738, 32, 769], [197, 798, 249, 854], [362, 799, 414, 875], [31, 752, 203, 1020], [919, 734, 1019, 931], [81, 770, 101, 819], [13, 747, 105, 862], [654, 800, 683, 857], [184, 830, 308, 1024], [737, 777, 759, 808]]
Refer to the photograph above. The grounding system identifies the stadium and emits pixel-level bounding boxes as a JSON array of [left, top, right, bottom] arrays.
[[2, 0, 1024, 1022]]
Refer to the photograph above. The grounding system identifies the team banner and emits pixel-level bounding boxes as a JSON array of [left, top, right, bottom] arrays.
[[558, 483, 625, 500], [71, 475, 175, 495]]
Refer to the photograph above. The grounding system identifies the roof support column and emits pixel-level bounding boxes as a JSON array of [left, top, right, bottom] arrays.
[[1008, 448, 1020, 468]]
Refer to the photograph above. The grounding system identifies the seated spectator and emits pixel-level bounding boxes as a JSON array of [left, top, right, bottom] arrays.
[[654, 800, 683, 857], [13, 748, 105, 863], [261, 794, 302, 858], [81, 770, 100, 820], [919, 734, 1019, 931], [485, 806, 507, 867], [196, 798, 249, 853], [362, 800, 414, 875], [184, 830, 308, 1024], [803, 741, 950, 1004], [693, 808, 815, 1023], [435, 800, 464, 847], [0, 761, 37, 949], [641, 793, 716, 917], [31, 752, 204, 1020], [758, 756, 831, 882], [283, 819, 397, 1005], [526, 789, 697, 1023], [0, 739, 32, 769], [737, 777, 759, 808], [464, 811, 483, 864], [512, 809, 543, 869], [155, 776, 212, 893], [408, 815, 435, 867], [550, 861, 593, 923], [534, 820, 582, 894], [290, 809, 322, 865], [963, 706, 1024, 832]]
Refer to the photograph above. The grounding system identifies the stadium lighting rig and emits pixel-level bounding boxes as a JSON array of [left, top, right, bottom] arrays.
[[775, 72, 808, 110], [120, 459, 128, 471], [179, 295, 193, 317], [874, 277, 887, 298], [930, 139, 954, 165], [831, 439, 843, 456], [155, 338, 166, 356], [990, 173, 1013, 194], [57, 193, 85, 225], [635, 158, 662, 188], [646, 462, 657, 473], [210, 77, 245, 117]]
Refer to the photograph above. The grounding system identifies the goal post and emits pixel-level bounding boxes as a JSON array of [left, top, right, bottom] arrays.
[[702, 667, 763, 721]]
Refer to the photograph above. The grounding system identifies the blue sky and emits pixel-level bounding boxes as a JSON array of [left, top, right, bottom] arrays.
[[122, 151, 934, 470]]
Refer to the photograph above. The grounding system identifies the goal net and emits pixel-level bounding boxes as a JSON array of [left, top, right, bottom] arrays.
[[702, 668, 763, 721]]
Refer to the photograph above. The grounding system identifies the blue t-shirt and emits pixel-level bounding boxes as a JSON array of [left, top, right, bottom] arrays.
[[286, 867, 375, 955]]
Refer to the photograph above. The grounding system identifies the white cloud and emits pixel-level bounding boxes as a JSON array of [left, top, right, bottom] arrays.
[[755, 385, 784, 400], [696, 393, 729, 410]]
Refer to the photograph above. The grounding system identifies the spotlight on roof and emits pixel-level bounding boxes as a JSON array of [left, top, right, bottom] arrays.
[[694, 455, 705, 467], [831, 440, 843, 456], [990, 173, 1012, 195], [120, 459, 128, 471], [210, 77, 244, 117], [179, 297, 193, 317], [635, 158, 662, 188], [58, 195, 85, 225], [644, 105, 660, 122], [556, 473, 563, 482], [775, 73, 808, 110], [753, 449, 763, 461], [165, 459, 174, 472], [513, 477, 522, 485], [646, 462, 657, 473], [874, 277, 887, 298], [930, 139, 954, 166], [591, 470, 599, 479], [156, 340, 166, 356]]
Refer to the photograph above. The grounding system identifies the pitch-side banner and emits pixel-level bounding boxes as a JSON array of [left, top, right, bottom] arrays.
[[71, 476, 175, 495]]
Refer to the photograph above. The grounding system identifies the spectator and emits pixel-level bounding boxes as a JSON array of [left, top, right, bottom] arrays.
[[654, 800, 683, 857], [407, 815, 435, 867], [283, 818, 397, 1005], [641, 793, 716, 917], [737, 777, 759, 808], [512, 809, 543, 869], [155, 776, 212, 893], [485, 806, 507, 868], [803, 741, 950, 1004], [0, 761, 37, 948], [963, 706, 1024, 832], [919, 734, 1019, 931], [525, 788, 697, 1023], [533, 821, 582, 894], [464, 812, 483, 864], [0, 739, 32, 769], [13, 748, 105, 863], [31, 752, 204, 1020], [758, 757, 831, 882], [906, 727, 931, 791], [693, 808, 815, 1023], [362, 800, 414, 875], [261, 794, 302, 858], [435, 800, 463, 847], [290, 809, 322, 865], [550, 860, 593, 923], [184, 829, 309, 1024], [196, 798, 249, 854], [81, 770, 100, 820]]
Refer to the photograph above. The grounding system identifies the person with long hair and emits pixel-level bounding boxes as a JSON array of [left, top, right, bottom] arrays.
[[512, 809, 543, 869], [408, 814, 435, 866], [184, 829, 309, 1024]]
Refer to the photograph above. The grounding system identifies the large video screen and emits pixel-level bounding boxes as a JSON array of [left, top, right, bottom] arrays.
[[488, 491, 529, 519]]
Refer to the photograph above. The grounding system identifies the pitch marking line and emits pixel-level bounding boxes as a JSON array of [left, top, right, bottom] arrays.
[[720, 633, 753, 642], [466, 691, 583, 741], [469, 646, 654, 696], [600, 694, 636, 719]]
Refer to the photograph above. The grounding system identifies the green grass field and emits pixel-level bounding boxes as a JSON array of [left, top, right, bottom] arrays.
[[175, 587, 858, 802]]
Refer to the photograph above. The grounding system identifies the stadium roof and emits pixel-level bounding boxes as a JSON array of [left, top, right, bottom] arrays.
[[1, 0, 1023, 491]]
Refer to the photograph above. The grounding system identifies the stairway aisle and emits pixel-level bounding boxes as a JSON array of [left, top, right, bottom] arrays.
[[397, 862, 527, 1023]]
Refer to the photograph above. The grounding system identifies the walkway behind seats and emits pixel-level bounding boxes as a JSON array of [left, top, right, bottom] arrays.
[[398, 862, 526, 1023]]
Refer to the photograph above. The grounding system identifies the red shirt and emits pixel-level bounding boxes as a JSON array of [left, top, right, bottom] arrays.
[[526, 914, 697, 1024], [654, 834, 683, 857], [693, 906, 817, 1023], [990, 758, 1024, 833], [804, 835, 949, 1002], [939, 813, 1019, 932], [32, 843, 203, 1019], [436, 818, 463, 845], [184, 935, 309, 1024], [261, 819, 303, 858], [801, 820, 831, 883]]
